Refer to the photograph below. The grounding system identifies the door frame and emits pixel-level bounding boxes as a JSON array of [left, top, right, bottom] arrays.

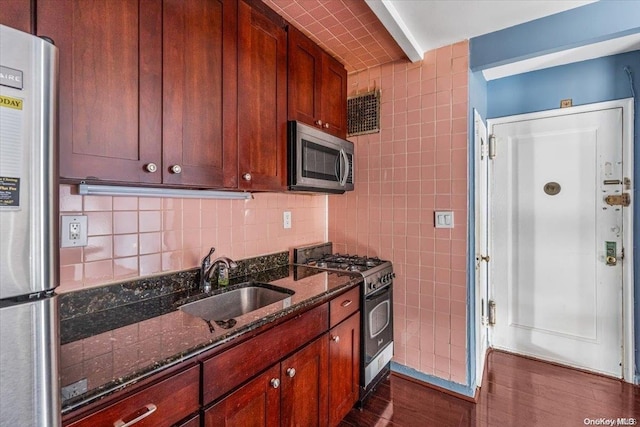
[[473, 109, 489, 386], [482, 98, 634, 383]]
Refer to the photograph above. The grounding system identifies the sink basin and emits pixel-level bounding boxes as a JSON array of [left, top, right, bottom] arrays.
[[180, 283, 294, 321]]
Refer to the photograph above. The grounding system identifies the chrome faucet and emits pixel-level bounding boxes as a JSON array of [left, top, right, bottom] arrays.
[[200, 247, 238, 292]]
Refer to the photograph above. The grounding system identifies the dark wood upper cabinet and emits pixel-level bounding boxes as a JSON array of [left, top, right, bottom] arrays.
[[237, 0, 287, 191], [163, 0, 237, 188], [288, 26, 347, 139], [40, 0, 237, 188], [37, 0, 163, 184], [320, 53, 348, 139], [0, 0, 32, 33]]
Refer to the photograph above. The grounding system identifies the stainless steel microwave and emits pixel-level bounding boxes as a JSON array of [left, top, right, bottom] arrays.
[[288, 121, 354, 193]]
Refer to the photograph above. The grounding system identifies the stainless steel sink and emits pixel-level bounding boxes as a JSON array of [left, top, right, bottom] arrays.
[[180, 283, 294, 322]]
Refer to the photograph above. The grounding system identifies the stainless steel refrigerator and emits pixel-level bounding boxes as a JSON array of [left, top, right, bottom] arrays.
[[0, 24, 60, 427]]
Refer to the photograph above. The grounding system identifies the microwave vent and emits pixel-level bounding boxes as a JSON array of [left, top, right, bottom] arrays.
[[347, 90, 380, 137]]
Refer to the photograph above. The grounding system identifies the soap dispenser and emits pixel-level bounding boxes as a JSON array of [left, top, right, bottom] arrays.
[[218, 264, 230, 286]]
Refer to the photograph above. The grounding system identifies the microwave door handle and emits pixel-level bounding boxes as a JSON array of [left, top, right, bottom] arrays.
[[334, 153, 341, 181], [339, 149, 349, 186]]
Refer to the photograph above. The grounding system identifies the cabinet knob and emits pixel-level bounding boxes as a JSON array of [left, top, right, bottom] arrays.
[[270, 378, 280, 389], [286, 368, 296, 378], [323, 122, 330, 129], [331, 335, 340, 343], [170, 165, 182, 174], [315, 120, 323, 126], [242, 173, 252, 181], [144, 163, 157, 173]]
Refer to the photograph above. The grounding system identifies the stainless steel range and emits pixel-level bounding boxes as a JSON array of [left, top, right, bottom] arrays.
[[294, 243, 394, 405]]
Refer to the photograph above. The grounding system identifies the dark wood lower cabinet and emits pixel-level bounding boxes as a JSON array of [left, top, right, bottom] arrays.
[[205, 335, 329, 427], [63, 291, 361, 427], [328, 313, 360, 427], [65, 365, 199, 427], [281, 336, 329, 427], [205, 364, 281, 427]]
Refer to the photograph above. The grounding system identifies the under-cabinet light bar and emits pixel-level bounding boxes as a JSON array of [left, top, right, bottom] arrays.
[[78, 184, 252, 200]]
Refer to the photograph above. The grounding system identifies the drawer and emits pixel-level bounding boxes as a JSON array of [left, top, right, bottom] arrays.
[[202, 303, 329, 404], [330, 286, 360, 328], [67, 365, 199, 427]]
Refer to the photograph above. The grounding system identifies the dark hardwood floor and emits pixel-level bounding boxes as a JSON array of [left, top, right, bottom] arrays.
[[340, 350, 640, 426]]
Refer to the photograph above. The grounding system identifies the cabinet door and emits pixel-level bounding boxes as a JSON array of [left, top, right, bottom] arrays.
[[37, 0, 162, 183], [281, 335, 329, 427], [163, 0, 238, 188], [328, 312, 360, 427], [320, 53, 347, 139], [237, 0, 287, 191], [205, 364, 280, 427], [0, 0, 32, 33], [287, 26, 321, 128]]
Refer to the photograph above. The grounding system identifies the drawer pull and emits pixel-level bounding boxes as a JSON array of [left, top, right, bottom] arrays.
[[113, 404, 157, 427], [340, 299, 352, 308]]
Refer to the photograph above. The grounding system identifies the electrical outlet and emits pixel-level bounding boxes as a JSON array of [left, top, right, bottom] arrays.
[[61, 378, 87, 400], [61, 215, 88, 247], [283, 211, 292, 229]]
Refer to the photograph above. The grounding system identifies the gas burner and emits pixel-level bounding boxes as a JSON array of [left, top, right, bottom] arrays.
[[347, 265, 361, 272]]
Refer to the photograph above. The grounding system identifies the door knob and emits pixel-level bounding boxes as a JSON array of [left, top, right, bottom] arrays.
[[144, 163, 157, 173], [315, 120, 323, 126], [323, 123, 329, 129], [170, 165, 182, 174], [270, 378, 280, 389], [331, 335, 340, 343], [286, 368, 296, 378], [242, 173, 252, 181]]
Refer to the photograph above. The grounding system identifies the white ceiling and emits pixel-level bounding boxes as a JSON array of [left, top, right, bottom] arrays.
[[367, 0, 596, 60]]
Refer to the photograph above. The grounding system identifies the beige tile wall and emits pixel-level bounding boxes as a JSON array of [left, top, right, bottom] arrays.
[[329, 41, 469, 384], [59, 184, 327, 293]]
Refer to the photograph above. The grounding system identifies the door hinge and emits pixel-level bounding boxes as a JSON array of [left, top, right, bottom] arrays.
[[480, 137, 487, 160], [488, 300, 496, 326], [620, 247, 625, 260], [605, 193, 630, 207], [488, 134, 496, 160]]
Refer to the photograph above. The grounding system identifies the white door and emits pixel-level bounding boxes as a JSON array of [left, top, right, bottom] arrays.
[[488, 102, 633, 378], [474, 110, 490, 386]]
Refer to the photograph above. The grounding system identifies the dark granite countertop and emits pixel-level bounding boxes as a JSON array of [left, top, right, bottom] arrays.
[[59, 264, 361, 414]]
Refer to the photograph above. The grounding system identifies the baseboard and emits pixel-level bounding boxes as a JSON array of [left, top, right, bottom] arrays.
[[390, 362, 477, 402]]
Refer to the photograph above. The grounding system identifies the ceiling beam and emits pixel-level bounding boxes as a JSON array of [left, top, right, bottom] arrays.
[[365, 0, 423, 62]]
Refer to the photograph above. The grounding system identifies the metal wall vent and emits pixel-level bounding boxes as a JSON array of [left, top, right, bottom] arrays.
[[347, 90, 380, 137]]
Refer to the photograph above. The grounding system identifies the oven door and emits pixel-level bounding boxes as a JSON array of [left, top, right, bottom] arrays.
[[364, 284, 393, 364]]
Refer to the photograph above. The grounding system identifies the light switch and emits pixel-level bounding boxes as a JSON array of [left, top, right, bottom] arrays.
[[434, 211, 454, 229]]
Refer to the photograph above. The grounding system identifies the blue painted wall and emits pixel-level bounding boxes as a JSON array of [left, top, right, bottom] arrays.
[[471, 0, 640, 71], [488, 51, 639, 118]]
